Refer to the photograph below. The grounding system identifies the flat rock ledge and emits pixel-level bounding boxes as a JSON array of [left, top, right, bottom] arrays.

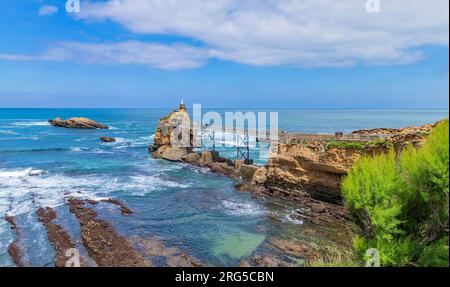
[[67, 198, 150, 267], [5, 215, 25, 267], [37, 207, 89, 267], [48, 117, 109, 129]]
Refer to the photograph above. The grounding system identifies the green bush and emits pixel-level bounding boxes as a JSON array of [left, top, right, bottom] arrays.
[[326, 141, 367, 150], [367, 138, 394, 149], [342, 120, 449, 267]]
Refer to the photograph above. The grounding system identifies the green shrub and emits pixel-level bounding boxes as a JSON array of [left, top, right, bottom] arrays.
[[342, 120, 449, 267], [326, 141, 367, 150], [367, 138, 394, 149]]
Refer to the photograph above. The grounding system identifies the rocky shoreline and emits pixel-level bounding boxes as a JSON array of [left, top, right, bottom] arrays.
[[3, 107, 443, 267], [36, 206, 87, 267], [148, 105, 441, 244]]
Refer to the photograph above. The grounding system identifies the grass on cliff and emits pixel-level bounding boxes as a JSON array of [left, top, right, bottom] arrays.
[[342, 120, 449, 267], [325, 141, 367, 150], [325, 139, 393, 150]]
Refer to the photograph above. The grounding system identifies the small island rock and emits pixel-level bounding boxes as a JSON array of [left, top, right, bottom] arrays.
[[48, 117, 109, 129], [100, 136, 116, 143]]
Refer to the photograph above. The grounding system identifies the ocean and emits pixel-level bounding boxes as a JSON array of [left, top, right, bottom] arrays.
[[0, 109, 448, 267]]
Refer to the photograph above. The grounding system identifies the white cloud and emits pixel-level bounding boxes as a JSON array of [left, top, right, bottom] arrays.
[[76, 0, 448, 67], [1, 0, 448, 70], [38, 5, 58, 16], [0, 54, 32, 61], [0, 42, 211, 70]]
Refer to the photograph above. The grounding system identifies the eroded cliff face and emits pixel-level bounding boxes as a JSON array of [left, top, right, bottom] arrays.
[[265, 143, 362, 204], [257, 121, 442, 204]]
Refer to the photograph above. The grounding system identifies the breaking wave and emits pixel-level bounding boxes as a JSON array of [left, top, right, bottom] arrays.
[[221, 199, 265, 216], [11, 121, 49, 127]]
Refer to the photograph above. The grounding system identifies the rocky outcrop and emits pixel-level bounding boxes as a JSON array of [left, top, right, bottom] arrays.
[[257, 122, 440, 204], [153, 146, 191, 162], [148, 106, 442, 228], [149, 103, 195, 161], [352, 122, 437, 136], [100, 136, 116, 143], [49, 117, 109, 129], [8, 243, 24, 267], [5, 215, 25, 267], [68, 198, 150, 267], [37, 207, 88, 267], [263, 143, 362, 204]]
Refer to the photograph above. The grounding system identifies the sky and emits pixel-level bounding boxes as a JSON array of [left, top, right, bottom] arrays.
[[0, 0, 448, 109]]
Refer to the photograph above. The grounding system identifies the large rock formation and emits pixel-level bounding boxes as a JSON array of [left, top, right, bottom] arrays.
[[253, 121, 441, 204], [148, 106, 442, 211], [49, 117, 109, 129], [149, 103, 195, 161], [264, 143, 362, 204]]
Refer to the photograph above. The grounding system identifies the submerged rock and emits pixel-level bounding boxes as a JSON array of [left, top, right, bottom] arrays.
[[86, 198, 134, 215], [67, 198, 150, 267], [129, 236, 203, 267], [36, 207, 88, 267], [8, 243, 24, 267], [100, 136, 116, 143], [48, 117, 109, 129], [5, 215, 25, 267]]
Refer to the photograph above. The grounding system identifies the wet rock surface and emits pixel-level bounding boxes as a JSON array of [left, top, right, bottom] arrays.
[[7, 243, 24, 267], [100, 136, 116, 143], [36, 207, 87, 267], [129, 236, 203, 267], [239, 255, 297, 267], [5, 215, 17, 230], [85, 198, 134, 215], [48, 117, 109, 129], [5, 215, 25, 267], [67, 198, 150, 267]]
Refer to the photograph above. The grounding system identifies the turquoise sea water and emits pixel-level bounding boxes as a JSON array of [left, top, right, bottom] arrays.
[[0, 109, 448, 267]]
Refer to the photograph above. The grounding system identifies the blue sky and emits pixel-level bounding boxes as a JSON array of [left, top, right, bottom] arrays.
[[0, 0, 448, 109]]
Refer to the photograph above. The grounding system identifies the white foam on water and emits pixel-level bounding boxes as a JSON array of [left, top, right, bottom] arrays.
[[0, 167, 44, 178], [11, 121, 49, 127], [191, 166, 211, 175], [0, 130, 19, 135], [0, 136, 40, 142], [127, 175, 190, 196], [0, 168, 111, 216], [69, 147, 89, 152], [113, 137, 127, 144], [284, 213, 304, 225], [69, 146, 115, 154], [0, 165, 193, 216], [221, 199, 265, 216]]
